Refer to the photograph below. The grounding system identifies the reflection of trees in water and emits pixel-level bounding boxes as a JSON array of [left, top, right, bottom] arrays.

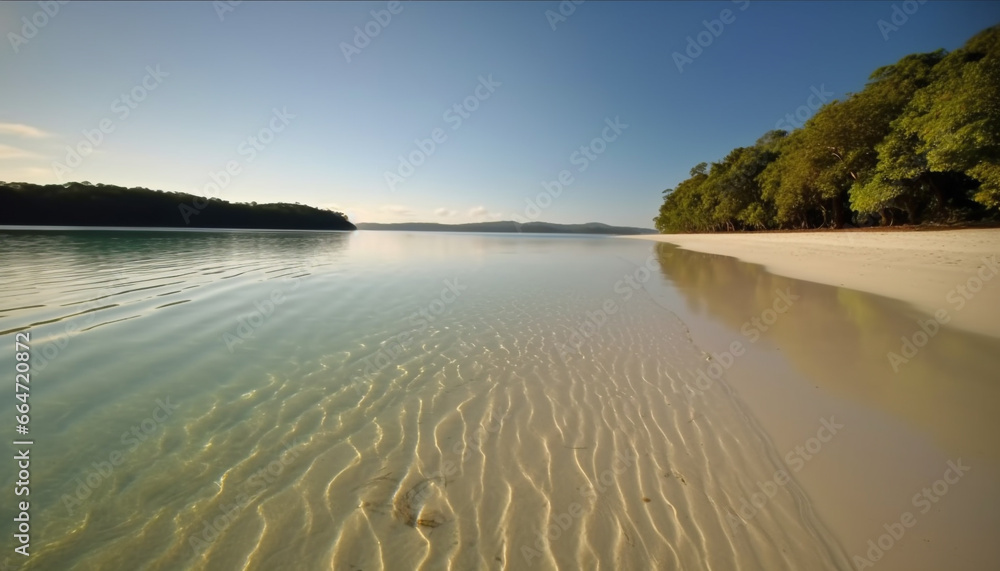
[[652, 241, 1000, 463], [0, 229, 352, 273]]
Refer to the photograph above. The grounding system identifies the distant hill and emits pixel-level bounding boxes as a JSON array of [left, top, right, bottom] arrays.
[[0, 182, 356, 231], [357, 221, 657, 235]]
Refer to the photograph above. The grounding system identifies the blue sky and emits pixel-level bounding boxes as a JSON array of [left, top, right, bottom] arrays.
[[1, 1, 998, 227]]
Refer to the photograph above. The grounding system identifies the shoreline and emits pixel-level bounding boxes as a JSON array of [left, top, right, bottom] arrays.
[[623, 229, 1000, 339], [636, 229, 1000, 570]]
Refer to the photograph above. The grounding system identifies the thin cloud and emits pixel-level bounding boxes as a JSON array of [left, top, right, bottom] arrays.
[[0, 123, 50, 138], [435, 207, 457, 217], [381, 204, 412, 216], [468, 206, 503, 220], [0, 144, 43, 160]]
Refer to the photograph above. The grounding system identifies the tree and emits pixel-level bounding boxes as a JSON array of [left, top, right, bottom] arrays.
[[895, 26, 1000, 210], [655, 168, 710, 233], [654, 24, 999, 233], [759, 128, 825, 228]]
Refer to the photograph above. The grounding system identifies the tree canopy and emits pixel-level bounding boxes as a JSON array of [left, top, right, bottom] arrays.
[[655, 25, 1000, 233], [0, 182, 356, 231]]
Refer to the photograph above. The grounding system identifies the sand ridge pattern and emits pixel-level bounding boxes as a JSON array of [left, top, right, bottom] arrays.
[[20, 298, 848, 569]]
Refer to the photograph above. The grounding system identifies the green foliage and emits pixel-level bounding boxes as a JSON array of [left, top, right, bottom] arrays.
[[904, 29, 1000, 209], [759, 128, 822, 228], [0, 182, 356, 230], [657, 25, 1000, 233], [655, 170, 710, 233]]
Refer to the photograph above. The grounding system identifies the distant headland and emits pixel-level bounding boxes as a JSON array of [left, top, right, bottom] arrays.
[[357, 221, 657, 235], [0, 182, 357, 231]]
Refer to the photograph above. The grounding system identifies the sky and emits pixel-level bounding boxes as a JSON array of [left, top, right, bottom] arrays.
[[1, 1, 998, 228]]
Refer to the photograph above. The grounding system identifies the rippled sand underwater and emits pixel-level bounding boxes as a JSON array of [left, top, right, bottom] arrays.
[[0, 229, 850, 570]]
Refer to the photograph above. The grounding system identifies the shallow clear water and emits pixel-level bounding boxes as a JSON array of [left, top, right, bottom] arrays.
[[0, 229, 847, 570]]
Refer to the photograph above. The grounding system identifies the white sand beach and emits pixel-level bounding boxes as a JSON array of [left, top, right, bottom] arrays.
[[626, 229, 1000, 571], [627, 229, 1000, 338]]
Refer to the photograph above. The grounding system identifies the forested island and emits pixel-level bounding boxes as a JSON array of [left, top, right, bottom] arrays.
[[654, 25, 1000, 233], [0, 182, 356, 231], [358, 221, 656, 235]]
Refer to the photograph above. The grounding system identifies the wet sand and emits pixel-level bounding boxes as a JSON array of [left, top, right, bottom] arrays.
[[628, 231, 1000, 571], [627, 229, 1000, 337]]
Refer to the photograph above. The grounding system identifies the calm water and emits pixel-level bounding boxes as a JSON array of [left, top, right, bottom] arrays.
[[0, 229, 854, 570]]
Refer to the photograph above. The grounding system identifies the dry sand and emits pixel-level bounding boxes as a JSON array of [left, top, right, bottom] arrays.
[[625, 229, 1000, 571], [626, 229, 1000, 338]]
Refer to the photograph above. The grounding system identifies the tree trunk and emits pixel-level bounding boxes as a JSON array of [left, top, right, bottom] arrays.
[[832, 195, 846, 229], [921, 171, 946, 217], [902, 195, 918, 224]]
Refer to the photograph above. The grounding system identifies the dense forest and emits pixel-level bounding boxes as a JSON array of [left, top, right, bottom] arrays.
[[654, 25, 1000, 233], [0, 182, 356, 231]]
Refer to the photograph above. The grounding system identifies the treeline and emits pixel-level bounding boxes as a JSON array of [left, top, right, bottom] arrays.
[[655, 25, 1000, 233], [0, 182, 356, 231]]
